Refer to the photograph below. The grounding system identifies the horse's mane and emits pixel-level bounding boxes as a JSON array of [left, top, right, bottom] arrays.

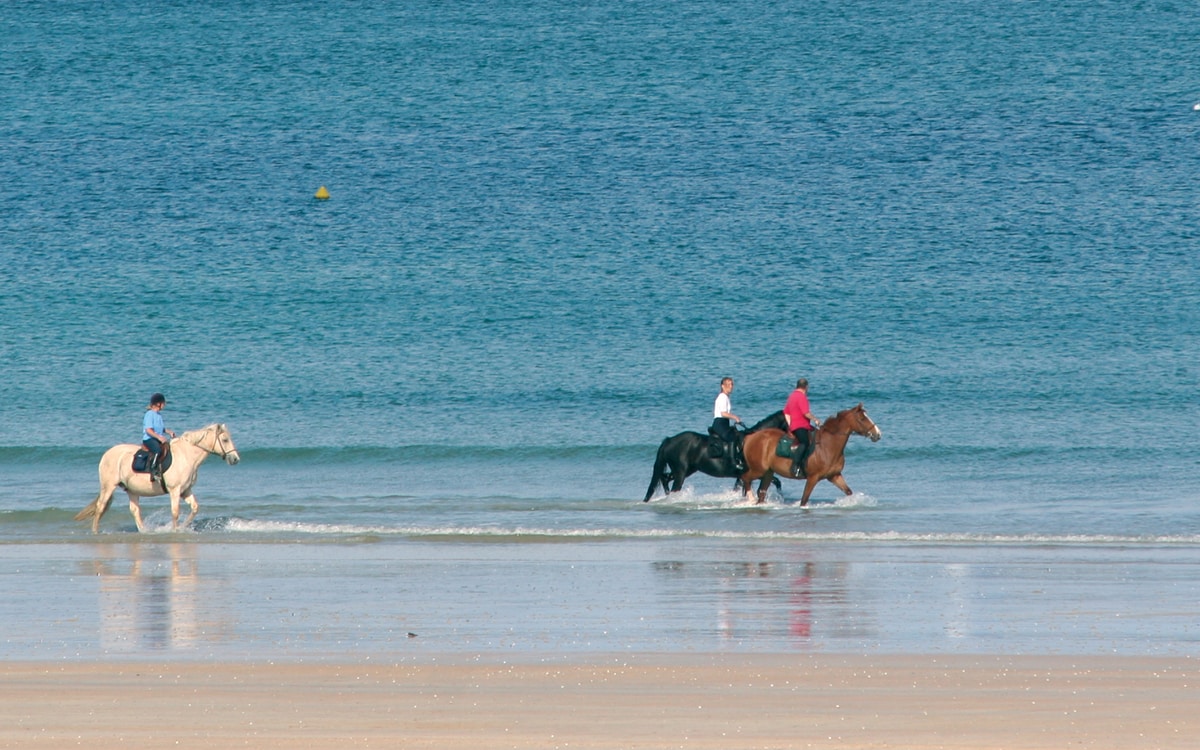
[[180, 423, 224, 443], [745, 410, 787, 433], [817, 404, 868, 434]]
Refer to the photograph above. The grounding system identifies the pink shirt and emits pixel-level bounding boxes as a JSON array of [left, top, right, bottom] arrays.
[[784, 389, 813, 431]]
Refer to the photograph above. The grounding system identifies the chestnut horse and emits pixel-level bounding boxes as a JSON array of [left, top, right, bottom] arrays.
[[740, 403, 881, 506]]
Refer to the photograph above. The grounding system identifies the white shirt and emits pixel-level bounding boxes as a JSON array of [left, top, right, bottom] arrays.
[[714, 392, 732, 419]]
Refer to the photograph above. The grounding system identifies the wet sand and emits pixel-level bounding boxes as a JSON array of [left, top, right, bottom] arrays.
[[9, 539, 1200, 661], [2, 654, 1195, 749], [4, 540, 1199, 747]]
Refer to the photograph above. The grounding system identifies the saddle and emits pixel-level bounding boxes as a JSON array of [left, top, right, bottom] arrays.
[[707, 429, 747, 472], [776, 434, 817, 477], [131, 448, 173, 475], [775, 435, 795, 458]]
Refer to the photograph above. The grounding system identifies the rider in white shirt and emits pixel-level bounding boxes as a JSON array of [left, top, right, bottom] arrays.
[[711, 377, 741, 441], [710, 377, 746, 471]]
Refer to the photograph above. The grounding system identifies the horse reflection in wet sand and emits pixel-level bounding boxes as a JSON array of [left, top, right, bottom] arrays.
[[740, 403, 881, 506], [75, 423, 240, 533]]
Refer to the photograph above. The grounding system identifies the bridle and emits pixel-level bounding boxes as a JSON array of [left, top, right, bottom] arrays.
[[192, 424, 235, 459], [854, 409, 882, 441], [823, 407, 881, 440]]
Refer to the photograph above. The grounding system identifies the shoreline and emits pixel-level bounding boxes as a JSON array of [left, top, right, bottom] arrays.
[[3, 653, 1196, 749]]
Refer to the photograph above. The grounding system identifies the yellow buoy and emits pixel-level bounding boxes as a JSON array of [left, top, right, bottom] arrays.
[[314, 185, 331, 200]]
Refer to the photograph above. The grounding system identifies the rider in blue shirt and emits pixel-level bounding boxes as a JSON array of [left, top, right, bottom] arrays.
[[142, 393, 176, 481]]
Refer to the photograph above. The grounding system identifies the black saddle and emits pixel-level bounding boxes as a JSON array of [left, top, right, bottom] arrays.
[[132, 449, 173, 474], [706, 431, 746, 472], [707, 435, 723, 459]]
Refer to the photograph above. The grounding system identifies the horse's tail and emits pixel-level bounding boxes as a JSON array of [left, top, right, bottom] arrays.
[[643, 438, 671, 503], [74, 493, 103, 522]]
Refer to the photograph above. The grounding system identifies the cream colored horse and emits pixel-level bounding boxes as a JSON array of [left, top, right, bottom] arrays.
[[75, 423, 241, 533]]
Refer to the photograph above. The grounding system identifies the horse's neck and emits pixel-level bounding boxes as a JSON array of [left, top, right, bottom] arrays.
[[816, 419, 852, 453], [155, 436, 209, 478], [179, 427, 217, 456]]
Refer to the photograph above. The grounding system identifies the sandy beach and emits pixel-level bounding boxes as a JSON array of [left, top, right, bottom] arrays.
[[2, 654, 1194, 749]]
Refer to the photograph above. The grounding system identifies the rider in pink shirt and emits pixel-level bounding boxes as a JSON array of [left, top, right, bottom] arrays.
[[783, 379, 821, 477]]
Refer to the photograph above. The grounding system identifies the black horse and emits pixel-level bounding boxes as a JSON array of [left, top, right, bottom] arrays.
[[642, 411, 788, 502]]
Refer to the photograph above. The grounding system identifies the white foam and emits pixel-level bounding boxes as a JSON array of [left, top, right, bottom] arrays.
[[653, 485, 768, 510], [194, 516, 1200, 546], [651, 486, 880, 511], [832, 492, 878, 509], [221, 517, 393, 535]]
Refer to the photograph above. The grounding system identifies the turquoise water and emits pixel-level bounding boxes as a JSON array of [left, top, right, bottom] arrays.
[[2, 0, 1199, 658]]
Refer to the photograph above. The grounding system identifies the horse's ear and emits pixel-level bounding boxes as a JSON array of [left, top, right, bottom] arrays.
[[856, 402, 864, 410]]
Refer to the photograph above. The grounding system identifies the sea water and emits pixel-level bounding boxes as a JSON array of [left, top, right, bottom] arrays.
[[1, 0, 1199, 660]]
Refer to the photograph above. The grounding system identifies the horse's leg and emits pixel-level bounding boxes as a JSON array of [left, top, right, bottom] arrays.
[[799, 476, 821, 507], [669, 460, 688, 493], [644, 442, 669, 502], [91, 486, 117, 535], [738, 473, 754, 500], [828, 474, 853, 497], [127, 492, 146, 533], [169, 489, 184, 531], [181, 493, 199, 528], [756, 472, 775, 504]]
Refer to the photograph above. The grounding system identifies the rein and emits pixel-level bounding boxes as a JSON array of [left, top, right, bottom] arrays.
[[205, 425, 232, 458], [816, 408, 878, 440], [816, 416, 844, 438], [184, 425, 232, 459]]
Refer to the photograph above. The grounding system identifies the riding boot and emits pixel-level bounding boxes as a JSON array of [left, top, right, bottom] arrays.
[[731, 440, 747, 473], [723, 442, 741, 474], [789, 433, 808, 478], [789, 452, 804, 478], [157, 444, 172, 489], [150, 454, 164, 487]]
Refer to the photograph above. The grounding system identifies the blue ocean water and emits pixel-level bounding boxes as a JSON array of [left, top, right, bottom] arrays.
[[1, 0, 1199, 658]]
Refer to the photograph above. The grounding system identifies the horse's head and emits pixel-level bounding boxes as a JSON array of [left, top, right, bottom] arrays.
[[845, 403, 882, 442], [214, 423, 241, 465]]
